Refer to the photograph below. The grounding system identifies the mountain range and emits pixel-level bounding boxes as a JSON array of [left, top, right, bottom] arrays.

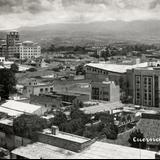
[[1, 20, 160, 46]]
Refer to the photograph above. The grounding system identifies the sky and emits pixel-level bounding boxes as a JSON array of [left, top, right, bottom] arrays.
[[1, 0, 160, 30]]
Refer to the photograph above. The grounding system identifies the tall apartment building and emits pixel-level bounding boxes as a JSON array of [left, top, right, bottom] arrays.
[[127, 67, 160, 108], [6, 31, 21, 59], [7, 31, 20, 46], [2, 31, 41, 60], [19, 41, 41, 60], [91, 79, 120, 102]]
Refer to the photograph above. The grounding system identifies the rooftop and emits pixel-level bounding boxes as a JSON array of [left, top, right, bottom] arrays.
[[11, 142, 156, 159], [42, 129, 90, 144], [86, 62, 148, 74], [137, 113, 160, 145], [0, 100, 41, 116], [81, 101, 124, 114], [0, 106, 22, 117], [0, 118, 13, 126]]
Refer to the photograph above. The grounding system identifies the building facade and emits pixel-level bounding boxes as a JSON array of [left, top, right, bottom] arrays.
[[1, 32, 41, 60], [23, 79, 54, 98], [19, 41, 41, 60], [91, 80, 120, 102], [7, 31, 20, 47], [5, 31, 21, 59], [85, 63, 147, 85], [127, 67, 160, 108], [0, 57, 5, 63]]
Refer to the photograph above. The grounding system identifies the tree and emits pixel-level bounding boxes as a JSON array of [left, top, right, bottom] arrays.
[[101, 50, 110, 61], [60, 118, 85, 136], [0, 69, 16, 100], [100, 113, 118, 140], [128, 129, 147, 149], [10, 63, 19, 73], [76, 64, 86, 75], [70, 108, 90, 124], [50, 111, 67, 127], [13, 114, 48, 141]]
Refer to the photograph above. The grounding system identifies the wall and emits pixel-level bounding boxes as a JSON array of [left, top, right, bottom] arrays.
[[110, 83, 120, 102], [38, 132, 82, 152], [85, 65, 126, 85], [0, 131, 31, 150], [24, 85, 54, 98], [30, 95, 62, 109], [91, 81, 120, 102]]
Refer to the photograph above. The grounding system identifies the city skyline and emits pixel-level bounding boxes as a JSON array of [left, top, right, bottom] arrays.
[[1, 0, 160, 30]]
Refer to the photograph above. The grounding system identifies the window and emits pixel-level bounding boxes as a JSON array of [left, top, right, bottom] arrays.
[[40, 88, 43, 92]]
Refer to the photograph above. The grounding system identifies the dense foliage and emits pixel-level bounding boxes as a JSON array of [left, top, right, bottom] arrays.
[[0, 69, 16, 100], [13, 114, 48, 141], [10, 63, 19, 73]]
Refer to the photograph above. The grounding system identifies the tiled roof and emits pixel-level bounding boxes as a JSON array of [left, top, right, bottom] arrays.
[[137, 114, 160, 145]]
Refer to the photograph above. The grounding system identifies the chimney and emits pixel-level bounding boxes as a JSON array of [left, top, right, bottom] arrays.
[[51, 126, 59, 135]]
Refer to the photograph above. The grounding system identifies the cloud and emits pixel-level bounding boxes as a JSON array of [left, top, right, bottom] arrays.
[[0, 0, 160, 30]]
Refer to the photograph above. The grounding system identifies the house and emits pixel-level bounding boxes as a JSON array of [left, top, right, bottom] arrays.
[[0, 100, 49, 117], [91, 79, 120, 102], [23, 79, 54, 98]]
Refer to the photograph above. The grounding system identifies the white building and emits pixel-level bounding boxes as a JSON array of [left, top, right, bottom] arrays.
[[23, 79, 54, 98], [19, 41, 41, 60], [0, 57, 5, 63], [0, 100, 48, 117]]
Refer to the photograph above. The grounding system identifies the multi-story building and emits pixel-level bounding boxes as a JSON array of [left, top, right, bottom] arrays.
[[91, 79, 120, 102], [19, 41, 41, 60], [23, 79, 54, 98], [127, 67, 160, 108], [2, 32, 41, 60], [0, 46, 2, 57], [7, 31, 20, 46], [5, 31, 21, 59], [0, 57, 5, 63], [85, 62, 148, 85]]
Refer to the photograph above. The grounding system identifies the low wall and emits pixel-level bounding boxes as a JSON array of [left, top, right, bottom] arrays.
[[0, 131, 31, 150], [38, 132, 82, 152]]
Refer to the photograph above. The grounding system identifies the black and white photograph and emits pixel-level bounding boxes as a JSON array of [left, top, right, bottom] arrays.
[[0, 0, 160, 159]]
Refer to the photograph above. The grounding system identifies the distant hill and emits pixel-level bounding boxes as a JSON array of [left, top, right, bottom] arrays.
[[5, 20, 160, 46]]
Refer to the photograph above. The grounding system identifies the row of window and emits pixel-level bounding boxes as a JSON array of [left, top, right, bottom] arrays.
[[87, 67, 108, 75], [40, 87, 53, 92]]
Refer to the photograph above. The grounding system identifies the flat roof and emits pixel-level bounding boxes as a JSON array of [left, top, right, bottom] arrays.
[[0, 106, 22, 117], [0, 118, 13, 126], [11, 142, 156, 159], [42, 129, 90, 144], [0, 100, 41, 115], [81, 101, 124, 114], [86, 62, 148, 74]]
